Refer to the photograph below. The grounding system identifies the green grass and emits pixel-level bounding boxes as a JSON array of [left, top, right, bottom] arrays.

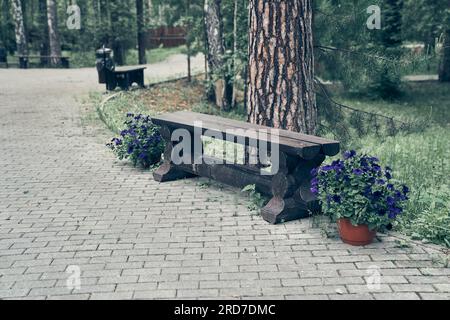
[[335, 82, 450, 247], [339, 82, 450, 126], [191, 101, 247, 121], [95, 91, 153, 134], [128, 45, 186, 65]]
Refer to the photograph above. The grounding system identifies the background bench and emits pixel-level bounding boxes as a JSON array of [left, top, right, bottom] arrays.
[[95, 47, 146, 91], [152, 111, 340, 224], [104, 66, 146, 91]]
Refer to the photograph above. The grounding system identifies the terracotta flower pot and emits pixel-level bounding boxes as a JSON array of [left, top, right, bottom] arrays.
[[337, 218, 376, 246]]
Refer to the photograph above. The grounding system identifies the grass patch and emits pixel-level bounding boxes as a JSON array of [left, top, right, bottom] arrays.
[[97, 77, 205, 133], [335, 81, 450, 247], [128, 46, 186, 65]]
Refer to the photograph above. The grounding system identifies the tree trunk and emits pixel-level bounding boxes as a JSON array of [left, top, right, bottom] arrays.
[[246, 0, 317, 135], [97, 0, 110, 46], [204, 0, 232, 111], [136, 0, 146, 65], [47, 0, 62, 65], [439, 5, 450, 82], [11, 0, 28, 57], [39, 0, 49, 66], [231, 0, 238, 108], [146, 0, 153, 26], [110, 0, 125, 66], [186, 0, 191, 82]]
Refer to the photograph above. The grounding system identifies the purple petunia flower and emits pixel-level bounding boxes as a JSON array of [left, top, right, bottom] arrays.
[[402, 185, 410, 194], [385, 171, 392, 179], [344, 150, 357, 159], [112, 138, 122, 146], [387, 196, 396, 206], [322, 165, 335, 172]]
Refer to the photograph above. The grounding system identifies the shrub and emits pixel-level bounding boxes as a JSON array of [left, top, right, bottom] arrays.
[[311, 150, 410, 231], [107, 113, 164, 168]]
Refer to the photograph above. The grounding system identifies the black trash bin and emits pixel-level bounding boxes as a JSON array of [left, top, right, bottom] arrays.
[[95, 47, 115, 84], [19, 56, 28, 69]]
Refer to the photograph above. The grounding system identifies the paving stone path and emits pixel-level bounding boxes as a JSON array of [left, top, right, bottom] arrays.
[[0, 65, 449, 300]]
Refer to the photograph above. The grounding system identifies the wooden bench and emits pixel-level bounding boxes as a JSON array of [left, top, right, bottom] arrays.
[[152, 111, 340, 224], [16, 55, 70, 69], [104, 66, 146, 91]]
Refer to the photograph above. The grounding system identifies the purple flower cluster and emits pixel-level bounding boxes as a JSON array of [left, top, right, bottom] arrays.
[[311, 150, 410, 226], [107, 113, 165, 168]]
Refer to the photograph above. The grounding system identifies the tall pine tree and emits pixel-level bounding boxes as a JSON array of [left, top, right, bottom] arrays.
[[246, 0, 317, 134]]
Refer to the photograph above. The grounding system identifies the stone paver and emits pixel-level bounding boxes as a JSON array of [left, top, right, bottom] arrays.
[[0, 66, 449, 300]]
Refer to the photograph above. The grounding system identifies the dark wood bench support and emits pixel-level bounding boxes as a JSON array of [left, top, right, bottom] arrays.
[[153, 162, 196, 182], [261, 153, 325, 224], [153, 125, 196, 182], [105, 67, 146, 91]]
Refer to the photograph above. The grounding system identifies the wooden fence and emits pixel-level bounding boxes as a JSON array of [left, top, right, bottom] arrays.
[[145, 26, 186, 48]]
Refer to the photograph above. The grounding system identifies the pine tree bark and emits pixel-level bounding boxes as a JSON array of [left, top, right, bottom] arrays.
[[110, 0, 125, 65], [39, 0, 50, 65], [439, 4, 450, 82], [204, 0, 232, 111], [136, 0, 147, 65], [246, 0, 317, 135], [98, 0, 110, 46], [47, 0, 62, 65], [231, 0, 239, 108], [11, 0, 28, 57], [186, 0, 192, 82]]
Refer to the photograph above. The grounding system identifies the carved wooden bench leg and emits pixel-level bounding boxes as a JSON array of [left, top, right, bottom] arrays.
[[261, 153, 326, 224], [136, 70, 145, 88], [153, 125, 196, 182]]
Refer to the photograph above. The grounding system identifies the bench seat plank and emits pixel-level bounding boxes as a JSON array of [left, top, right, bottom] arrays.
[[152, 111, 338, 159], [172, 111, 340, 156], [115, 66, 147, 72]]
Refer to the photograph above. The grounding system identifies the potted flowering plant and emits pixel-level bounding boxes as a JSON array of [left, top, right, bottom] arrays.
[[311, 150, 410, 246], [107, 113, 164, 168]]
